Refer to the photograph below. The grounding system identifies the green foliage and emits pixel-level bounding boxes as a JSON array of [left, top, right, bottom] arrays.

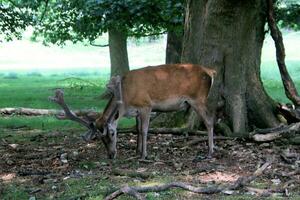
[[276, 0, 300, 30], [31, 0, 184, 45], [0, 1, 33, 41]]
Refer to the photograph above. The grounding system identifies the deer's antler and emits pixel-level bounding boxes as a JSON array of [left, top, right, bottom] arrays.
[[49, 89, 100, 141]]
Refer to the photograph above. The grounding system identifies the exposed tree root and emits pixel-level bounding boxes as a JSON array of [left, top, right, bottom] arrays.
[[277, 103, 300, 124], [251, 122, 300, 142], [104, 161, 272, 200]]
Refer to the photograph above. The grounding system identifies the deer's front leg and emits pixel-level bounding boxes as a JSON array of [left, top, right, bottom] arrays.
[[139, 108, 151, 160]]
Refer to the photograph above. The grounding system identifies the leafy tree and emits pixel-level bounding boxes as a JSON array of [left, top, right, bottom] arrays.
[[1, 0, 184, 75], [30, 0, 184, 76]]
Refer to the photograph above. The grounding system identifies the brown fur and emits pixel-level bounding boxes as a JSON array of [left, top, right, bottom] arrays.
[[96, 64, 216, 159], [122, 64, 216, 107]]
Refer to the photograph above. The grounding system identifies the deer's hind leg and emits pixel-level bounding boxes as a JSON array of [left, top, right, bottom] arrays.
[[190, 102, 215, 158], [136, 115, 143, 156]]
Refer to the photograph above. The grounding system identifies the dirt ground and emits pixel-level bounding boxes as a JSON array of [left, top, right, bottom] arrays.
[[0, 128, 299, 199]]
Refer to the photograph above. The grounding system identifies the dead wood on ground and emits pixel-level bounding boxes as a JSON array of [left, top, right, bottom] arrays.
[[0, 107, 99, 119], [104, 161, 272, 200], [251, 122, 300, 142]]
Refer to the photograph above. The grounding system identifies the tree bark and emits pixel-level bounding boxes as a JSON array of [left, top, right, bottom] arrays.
[[165, 31, 183, 64], [182, 0, 281, 136], [108, 28, 130, 77]]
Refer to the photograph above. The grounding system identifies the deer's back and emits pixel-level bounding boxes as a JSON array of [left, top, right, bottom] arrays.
[[122, 64, 214, 107]]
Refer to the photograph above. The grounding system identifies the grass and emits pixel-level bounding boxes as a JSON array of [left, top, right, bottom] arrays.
[[0, 73, 135, 130], [261, 60, 300, 103], [1, 184, 30, 200], [0, 74, 107, 109]]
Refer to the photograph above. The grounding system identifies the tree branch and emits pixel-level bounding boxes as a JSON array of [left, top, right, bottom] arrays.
[[266, 0, 300, 107], [39, 0, 49, 23], [130, 31, 167, 38], [90, 41, 109, 47], [105, 161, 272, 200]]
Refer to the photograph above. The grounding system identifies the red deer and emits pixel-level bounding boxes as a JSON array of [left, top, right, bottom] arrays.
[[50, 64, 216, 159]]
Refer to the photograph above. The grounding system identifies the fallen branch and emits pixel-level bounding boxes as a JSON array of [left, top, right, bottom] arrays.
[[104, 161, 272, 200], [0, 107, 99, 119], [251, 122, 300, 142]]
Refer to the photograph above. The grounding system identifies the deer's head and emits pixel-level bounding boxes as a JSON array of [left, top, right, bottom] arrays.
[[95, 115, 118, 159]]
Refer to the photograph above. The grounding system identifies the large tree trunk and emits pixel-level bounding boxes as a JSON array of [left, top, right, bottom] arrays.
[[165, 31, 183, 64], [108, 28, 130, 77], [182, 0, 281, 135]]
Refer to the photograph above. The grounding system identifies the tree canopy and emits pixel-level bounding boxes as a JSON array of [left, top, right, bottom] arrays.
[[30, 0, 184, 45], [1, 0, 299, 43]]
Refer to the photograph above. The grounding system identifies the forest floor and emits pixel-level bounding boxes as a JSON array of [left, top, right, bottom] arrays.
[[0, 127, 299, 199]]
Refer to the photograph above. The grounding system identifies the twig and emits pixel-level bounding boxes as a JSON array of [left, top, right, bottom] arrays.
[[104, 161, 272, 200]]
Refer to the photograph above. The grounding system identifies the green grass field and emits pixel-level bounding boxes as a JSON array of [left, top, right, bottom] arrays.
[[0, 73, 136, 130]]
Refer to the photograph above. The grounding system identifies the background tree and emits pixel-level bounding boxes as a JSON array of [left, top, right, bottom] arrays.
[[182, 0, 300, 136], [30, 0, 184, 76]]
